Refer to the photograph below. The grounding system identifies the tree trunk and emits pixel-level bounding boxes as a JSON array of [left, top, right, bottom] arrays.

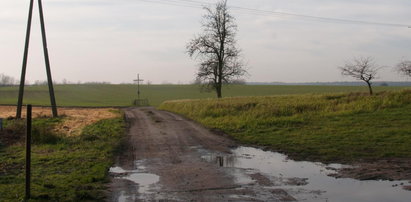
[[217, 55, 223, 98], [216, 84, 222, 98], [366, 81, 373, 95]]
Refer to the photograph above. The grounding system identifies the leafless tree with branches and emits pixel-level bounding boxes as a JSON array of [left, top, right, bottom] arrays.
[[339, 57, 381, 95], [187, 0, 246, 98], [395, 60, 411, 77]]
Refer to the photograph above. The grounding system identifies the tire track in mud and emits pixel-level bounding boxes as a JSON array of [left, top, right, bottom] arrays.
[[107, 107, 298, 201]]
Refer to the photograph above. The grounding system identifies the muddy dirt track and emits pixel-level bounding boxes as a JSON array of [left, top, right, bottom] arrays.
[[107, 107, 299, 201]]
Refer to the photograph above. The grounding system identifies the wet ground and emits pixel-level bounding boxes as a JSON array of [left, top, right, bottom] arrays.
[[203, 146, 411, 202], [107, 107, 411, 201]]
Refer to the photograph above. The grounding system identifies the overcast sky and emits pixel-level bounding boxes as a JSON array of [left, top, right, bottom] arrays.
[[1, 0, 410, 84]]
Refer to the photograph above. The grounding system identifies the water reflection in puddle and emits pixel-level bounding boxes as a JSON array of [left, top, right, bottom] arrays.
[[201, 153, 237, 167], [201, 146, 411, 202], [122, 173, 159, 193], [109, 160, 159, 201]]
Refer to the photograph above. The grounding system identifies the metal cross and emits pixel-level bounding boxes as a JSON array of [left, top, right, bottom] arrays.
[[133, 74, 144, 100]]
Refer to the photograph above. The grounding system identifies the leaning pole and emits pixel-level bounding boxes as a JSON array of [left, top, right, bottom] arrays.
[[17, 0, 58, 118]]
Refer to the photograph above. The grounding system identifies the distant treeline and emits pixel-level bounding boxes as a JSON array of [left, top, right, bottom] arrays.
[[0, 73, 111, 86], [0, 73, 17, 86], [2, 73, 411, 87]]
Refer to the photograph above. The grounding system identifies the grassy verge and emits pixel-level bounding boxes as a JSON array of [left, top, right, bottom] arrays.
[[0, 114, 125, 201], [159, 90, 411, 163]]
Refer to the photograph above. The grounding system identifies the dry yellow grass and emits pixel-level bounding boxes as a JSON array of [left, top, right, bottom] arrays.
[[0, 106, 119, 136]]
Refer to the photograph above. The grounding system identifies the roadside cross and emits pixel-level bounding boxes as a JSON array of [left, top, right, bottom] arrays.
[[133, 74, 144, 100]]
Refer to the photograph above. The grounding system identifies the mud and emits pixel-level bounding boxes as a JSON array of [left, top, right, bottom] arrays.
[[329, 158, 411, 181]]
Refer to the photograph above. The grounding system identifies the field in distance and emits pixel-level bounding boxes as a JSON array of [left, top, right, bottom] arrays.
[[0, 84, 409, 107]]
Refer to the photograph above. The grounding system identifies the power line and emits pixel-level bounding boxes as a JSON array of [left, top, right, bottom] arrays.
[[136, 0, 411, 28], [230, 5, 410, 28]]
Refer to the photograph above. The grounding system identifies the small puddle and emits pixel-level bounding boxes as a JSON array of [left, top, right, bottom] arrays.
[[109, 160, 160, 201], [201, 146, 411, 202], [123, 173, 159, 193]]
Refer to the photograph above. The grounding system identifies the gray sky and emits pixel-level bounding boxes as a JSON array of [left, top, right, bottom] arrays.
[[1, 0, 410, 84]]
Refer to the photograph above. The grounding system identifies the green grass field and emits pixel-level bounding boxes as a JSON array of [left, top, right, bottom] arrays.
[[159, 90, 411, 163], [0, 115, 125, 201], [0, 84, 409, 107]]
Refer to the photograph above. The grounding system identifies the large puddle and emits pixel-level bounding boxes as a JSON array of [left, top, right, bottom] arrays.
[[110, 146, 411, 201], [201, 146, 411, 202]]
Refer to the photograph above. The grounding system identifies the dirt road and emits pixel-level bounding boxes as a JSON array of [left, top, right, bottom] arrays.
[[107, 107, 297, 201]]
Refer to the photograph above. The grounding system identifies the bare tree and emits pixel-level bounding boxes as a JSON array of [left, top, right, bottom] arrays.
[[395, 60, 411, 77], [339, 57, 381, 95], [187, 0, 246, 98]]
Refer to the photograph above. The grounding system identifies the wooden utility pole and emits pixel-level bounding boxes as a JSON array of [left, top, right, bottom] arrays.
[[38, 0, 58, 117], [133, 74, 144, 100], [17, 0, 58, 118], [16, 0, 34, 119]]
